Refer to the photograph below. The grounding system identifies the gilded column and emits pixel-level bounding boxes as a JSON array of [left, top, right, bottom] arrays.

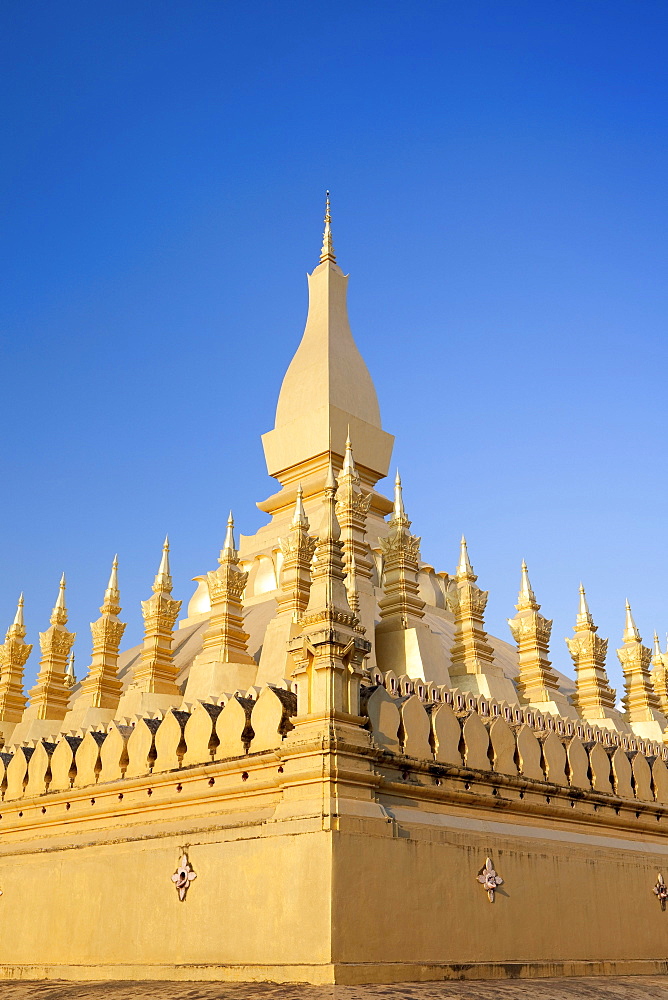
[[447, 538, 517, 702], [508, 561, 576, 717], [618, 601, 668, 742], [0, 595, 32, 741], [566, 584, 625, 730], [184, 515, 258, 702], [64, 557, 127, 730], [116, 538, 183, 718]]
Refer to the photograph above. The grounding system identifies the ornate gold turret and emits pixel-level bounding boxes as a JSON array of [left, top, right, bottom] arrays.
[[566, 584, 624, 729], [377, 472, 424, 628], [184, 516, 258, 703], [116, 538, 183, 718], [15, 575, 76, 740], [336, 434, 374, 650], [618, 601, 668, 742], [447, 539, 516, 702], [64, 556, 127, 730], [255, 486, 317, 686], [289, 462, 370, 717], [651, 630, 668, 717], [0, 595, 32, 741], [375, 474, 450, 684], [508, 562, 576, 717]]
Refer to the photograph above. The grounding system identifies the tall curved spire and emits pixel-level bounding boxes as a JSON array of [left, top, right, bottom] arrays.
[[262, 195, 393, 487]]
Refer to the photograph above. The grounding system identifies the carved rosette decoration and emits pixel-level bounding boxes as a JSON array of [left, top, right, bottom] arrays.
[[171, 854, 197, 901], [477, 858, 503, 902], [654, 873, 668, 910]]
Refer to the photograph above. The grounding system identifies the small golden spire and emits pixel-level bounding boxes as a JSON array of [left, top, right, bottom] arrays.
[[10, 593, 25, 635], [516, 560, 538, 611], [325, 460, 337, 493], [153, 535, 173, 594], [64, 650, 76, 689], [393, 470, 403, 517], [455, 535, 476, 582], [101, 555, 121, 615], [319, 190, 336, 264], [575, 583, 595, 629], [50, 573, 68, 626], [220, 512, 236, 561], [5, 592, 27, 641], [292, 484, 308, 528], [342, 429, 356, 476], [654, 631, 663, 663], [623, 600, 641, 644]]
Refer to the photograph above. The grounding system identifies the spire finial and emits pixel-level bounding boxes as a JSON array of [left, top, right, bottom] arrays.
[[319, 190, 336, 264], [219, 512, 237, 563], [64, 649, 76, 688], [516, 559, 538, 610], [654, 631, 663, 661], [50, 573, 68, 626], [13, 593, 24, 629], [153, 535, 173, 593], [342, 428, 356, 476], [623, 599, 641, 643], [455, 535, 476, 582], [575, 582, 595, 629], [292, 484, 309, 528], [391, 469, 409, 525], [101, 554, 121, 615]]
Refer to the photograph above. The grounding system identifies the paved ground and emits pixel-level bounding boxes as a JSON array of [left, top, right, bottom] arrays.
[[0, 979, 667, 1000]]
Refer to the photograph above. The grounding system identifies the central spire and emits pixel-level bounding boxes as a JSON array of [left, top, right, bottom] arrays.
[[262, 193, 393, 489]]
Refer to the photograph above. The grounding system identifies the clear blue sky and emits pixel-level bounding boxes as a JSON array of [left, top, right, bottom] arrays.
[[2, 0, 667, 696]]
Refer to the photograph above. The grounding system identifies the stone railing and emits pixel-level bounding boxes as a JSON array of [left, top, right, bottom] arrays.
[[0, 684, 296, 801], [363, 671, 668, 804]]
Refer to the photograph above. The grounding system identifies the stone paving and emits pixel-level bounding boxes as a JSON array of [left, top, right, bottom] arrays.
[[0, 979, 667, 1000]]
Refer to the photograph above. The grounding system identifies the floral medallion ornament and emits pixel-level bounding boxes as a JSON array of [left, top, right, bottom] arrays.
[[171, 854, 197, 901], [477, 857, 503, 902], [654, 873, 668, 910]]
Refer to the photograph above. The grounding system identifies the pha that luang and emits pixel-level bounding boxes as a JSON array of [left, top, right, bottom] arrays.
[[2, 199, 668, 985]]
